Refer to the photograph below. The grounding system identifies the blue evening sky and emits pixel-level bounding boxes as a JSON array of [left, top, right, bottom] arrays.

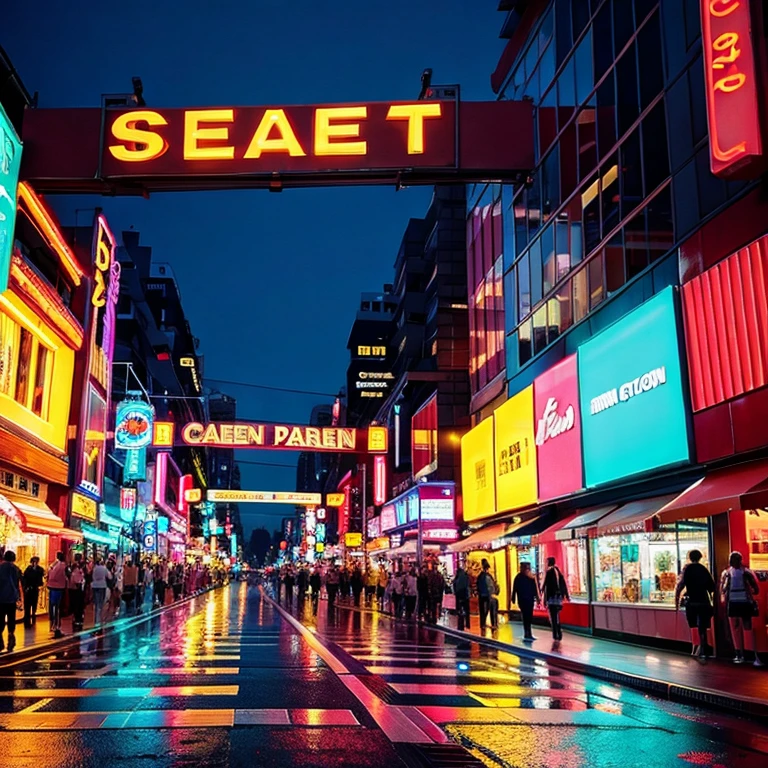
[[5, 1, 504, 534]]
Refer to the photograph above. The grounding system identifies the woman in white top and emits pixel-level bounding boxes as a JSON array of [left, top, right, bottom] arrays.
[[404, 568, 418, 620], [721, 551, 763, 666], [90, 556, 109, 625]]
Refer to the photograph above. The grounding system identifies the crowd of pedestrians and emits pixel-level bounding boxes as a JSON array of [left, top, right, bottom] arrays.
[[0, 548, 227, 652], [271, 561, 449, 623]]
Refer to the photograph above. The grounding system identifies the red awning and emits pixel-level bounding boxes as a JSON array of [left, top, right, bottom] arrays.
[[532, 512, 582, 545], [594, 495, 679, 537], [658, 459, 768, 524]]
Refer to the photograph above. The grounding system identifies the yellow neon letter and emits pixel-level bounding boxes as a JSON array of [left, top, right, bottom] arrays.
[[244, 109, 306, 158], [183, 109, 235, 160], [108, 111, 168, 162], [709, 0, 740, 18], [314, 106, 367, 156], [386, 103, 442, 154]]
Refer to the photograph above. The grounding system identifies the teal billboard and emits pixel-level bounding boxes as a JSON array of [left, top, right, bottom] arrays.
[[0, 103, 22, 294], [578, 287, 689, 488]]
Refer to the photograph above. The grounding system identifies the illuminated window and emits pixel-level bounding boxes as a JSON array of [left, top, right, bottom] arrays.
[[0, 310, 52, 420]]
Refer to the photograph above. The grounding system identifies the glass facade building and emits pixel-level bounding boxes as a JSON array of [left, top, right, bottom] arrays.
[[468, 0, 756, 403]]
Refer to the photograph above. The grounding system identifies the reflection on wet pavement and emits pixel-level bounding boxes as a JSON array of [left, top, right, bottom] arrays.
[[0, 585, 408, 768], [291, 597, 768, 768]]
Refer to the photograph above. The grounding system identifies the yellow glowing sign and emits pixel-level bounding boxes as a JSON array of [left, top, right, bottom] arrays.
[[180, 357, 195, 367], [494, 386, 537, 513], [386, 103, 442, 154], [153, 422, 175, 447], [461, 417, 496, 523], [184, 488, 202, 503], [71, 492, 98, 521], [357, 345, 386, 356], [345, 532, 363, 548], [367, 426, 388, 453], [326, 493, 345, 507]]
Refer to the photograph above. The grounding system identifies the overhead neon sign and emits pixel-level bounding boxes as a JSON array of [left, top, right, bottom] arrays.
[[21, 100, 535, 193], [155, 420, 388, 453], [207, 490, 322, 505], [700, 0, 765, 178]]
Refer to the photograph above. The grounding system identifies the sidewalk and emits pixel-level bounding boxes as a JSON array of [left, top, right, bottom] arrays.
[[332, 599, 768, 720], [0, 587, 219, 667]]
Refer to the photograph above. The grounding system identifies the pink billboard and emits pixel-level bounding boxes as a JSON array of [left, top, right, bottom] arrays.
[[533, 354, 583, 500]]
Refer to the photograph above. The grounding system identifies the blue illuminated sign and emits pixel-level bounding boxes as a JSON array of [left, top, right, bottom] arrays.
[[0, 103, 21, 294], [143, 519, 157, 551], [123, 448, 147, 481], [115, 399, 154, 450], [578, 287, 689, 488], [157, 517, 169, 534]]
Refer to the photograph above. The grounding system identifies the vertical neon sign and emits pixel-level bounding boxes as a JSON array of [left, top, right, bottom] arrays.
[[373, 455, 387, 505], [700, 0, 765, 178]]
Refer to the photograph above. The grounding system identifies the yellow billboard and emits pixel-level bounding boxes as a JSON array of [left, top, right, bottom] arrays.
[[494, 386, 537, 512], [461, 417, 495, 523]]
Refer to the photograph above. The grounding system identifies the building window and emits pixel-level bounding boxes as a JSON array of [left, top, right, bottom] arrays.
[[592, 520, 710, 605], [467, 187, 505, 394], [0, 310, 52, 420]]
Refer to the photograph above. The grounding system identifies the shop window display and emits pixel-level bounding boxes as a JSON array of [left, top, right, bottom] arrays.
[[746, 510, 768, 570], [562, 539, 588, 599], [593, 520, 709, 605]]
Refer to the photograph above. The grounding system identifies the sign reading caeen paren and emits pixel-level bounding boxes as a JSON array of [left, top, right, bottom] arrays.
[[533, 354, 583, 501], [152, 421, 388, 454]]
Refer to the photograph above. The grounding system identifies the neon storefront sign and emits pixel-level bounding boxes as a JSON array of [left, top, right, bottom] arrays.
[[700, 0, 764, 177]]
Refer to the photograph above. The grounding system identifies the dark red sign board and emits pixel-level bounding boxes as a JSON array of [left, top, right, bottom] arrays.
[[700, 0, 765, 178], [21, 100, 534, 193]]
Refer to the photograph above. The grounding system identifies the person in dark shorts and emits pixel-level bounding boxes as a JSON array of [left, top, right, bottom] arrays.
[[675, 549, 715, 658], [721, 551, 762, 666]]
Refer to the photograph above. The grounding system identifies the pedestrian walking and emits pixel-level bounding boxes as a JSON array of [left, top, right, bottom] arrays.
[[47, 551, 68, 638], [365, 567, 377, 605], [68, 553, 86, 630], [453, 566, 471, 630], [512, 561, 540, 641], [141, 560, 154, 612], [326, 564, 340, 611], [91, 556, 109, 625], [297, 566, 309, 609], [121, 558, 139, 615], [0, 551, 22, 652], [351, 567, 364, 607], [541, 557, 569, 642], [383, 572, 395, 615], [107, 559, 121, 617], [427, 564, 445, 623], [392, 569, 405, 618], [284, 567, 295, 607], [309, 568, 322, 616], [477, 559, 496, 631], [154, 558, 169, 607], [171, 563, 184, 600], [22, 556, 44, 628], [377, 567, 388, 610], [721, 551, 763, 666], [404, 567, 418, 619], [417, 566, 429, 622], [675, 549, 715, 658]]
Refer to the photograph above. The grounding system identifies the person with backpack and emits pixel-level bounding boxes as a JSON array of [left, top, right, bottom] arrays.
[[452, 566, 470, 630], [512, 561, 541, 641], [68, 553, 86, 630], [675, 549, 716, 658], [541, 556, 569, 641], [0, 551, 22, 652], [721, 551, 763, 666], [22, 556, 44, 628], [47, 551, 68, 638], [477, 559, 498, 631]]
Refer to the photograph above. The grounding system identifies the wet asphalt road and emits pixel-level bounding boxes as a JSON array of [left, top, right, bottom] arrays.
[[279, 590, 768, 768], [2, 583, 768, 768], [0, 584, 408, 768]]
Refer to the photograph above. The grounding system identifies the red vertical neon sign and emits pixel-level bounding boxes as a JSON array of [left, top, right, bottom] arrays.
[[373, 455, 387, 506], [701, 0, 765, 178]]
